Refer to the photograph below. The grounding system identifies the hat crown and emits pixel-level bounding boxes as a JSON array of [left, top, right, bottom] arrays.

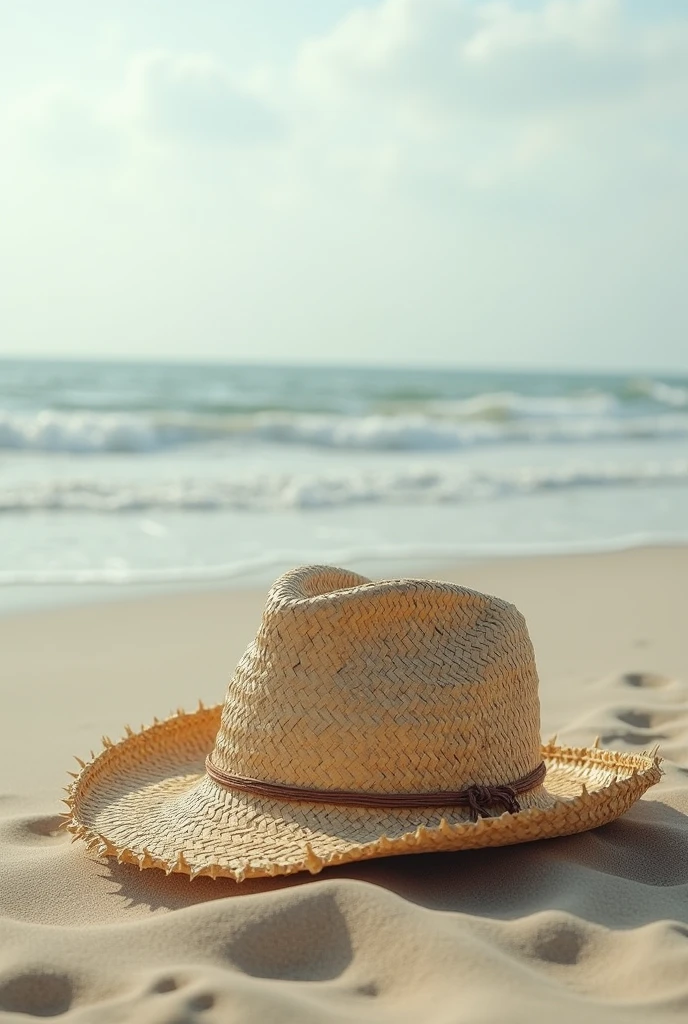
[[211, 566, 542, 793]]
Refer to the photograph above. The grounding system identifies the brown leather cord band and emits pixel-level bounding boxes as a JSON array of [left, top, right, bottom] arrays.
[[205, 757, 547, 822]]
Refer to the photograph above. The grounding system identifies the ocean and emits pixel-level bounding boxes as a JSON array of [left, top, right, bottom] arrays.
[[2, 358, 688, 612]]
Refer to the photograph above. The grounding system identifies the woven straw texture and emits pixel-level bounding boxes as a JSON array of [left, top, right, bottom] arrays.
[[66, 566, 662, 881]]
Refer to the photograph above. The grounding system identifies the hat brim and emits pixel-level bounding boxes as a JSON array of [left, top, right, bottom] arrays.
[[65, 704, 662, 881]]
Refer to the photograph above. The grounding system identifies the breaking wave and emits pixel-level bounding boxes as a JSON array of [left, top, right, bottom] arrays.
[[3, 407, 688, 453], [2, 462, 688, 513]]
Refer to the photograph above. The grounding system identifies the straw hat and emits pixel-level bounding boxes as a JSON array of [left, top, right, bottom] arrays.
[[65, 566, 661, 881]]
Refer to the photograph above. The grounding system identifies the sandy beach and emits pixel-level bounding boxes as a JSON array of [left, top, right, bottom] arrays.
[[1, 546, 687, 1021]]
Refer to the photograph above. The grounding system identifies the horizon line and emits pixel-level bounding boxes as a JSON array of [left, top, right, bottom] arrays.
[[1, 351, 687, 379]]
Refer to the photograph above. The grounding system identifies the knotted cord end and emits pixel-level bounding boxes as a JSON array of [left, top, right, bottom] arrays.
[[465, 784, 521, 823]]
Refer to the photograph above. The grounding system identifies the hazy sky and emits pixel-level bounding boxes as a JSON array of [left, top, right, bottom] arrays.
[[1, 0, 687, 370]]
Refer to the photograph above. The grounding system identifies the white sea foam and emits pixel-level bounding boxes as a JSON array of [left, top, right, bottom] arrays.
[[431, 390, 619, 420], [2, 407, 688, 453], [2, 462, 687, 513], [632, 379, 688, 407], [0, 410, 162, 452]]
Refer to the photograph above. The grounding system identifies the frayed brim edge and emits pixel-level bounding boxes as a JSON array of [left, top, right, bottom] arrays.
[[62, 704, 663, 883]]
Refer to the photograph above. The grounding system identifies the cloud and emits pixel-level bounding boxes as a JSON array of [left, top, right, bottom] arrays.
[[292, 0, 688, 193], [3, 50, 281, 179], [7, 85, 119, 168], [296, 0, 671, 111], [123, 51, 280, 146], [7, 2, 686, 191]]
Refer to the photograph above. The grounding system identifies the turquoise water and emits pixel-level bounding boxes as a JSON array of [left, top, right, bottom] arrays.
[[3, 359, 688, 445], [1, 358, 687, 610]]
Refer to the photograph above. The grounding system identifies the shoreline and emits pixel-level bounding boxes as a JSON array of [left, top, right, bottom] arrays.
[[2, 536, 687, 619]]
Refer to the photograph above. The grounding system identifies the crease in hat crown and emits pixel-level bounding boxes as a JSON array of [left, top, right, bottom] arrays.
[[209, 565, 544, 797]]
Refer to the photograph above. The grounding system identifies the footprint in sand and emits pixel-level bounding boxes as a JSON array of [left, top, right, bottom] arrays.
[[620, 672, 672, 690], [0, 815, 68, 848], [0, 969, 73, 1017], [597, 703, 667, 747], [615, 709, 657, 729], [529, 921, 590, 966], [147, 973, 216, 1010]]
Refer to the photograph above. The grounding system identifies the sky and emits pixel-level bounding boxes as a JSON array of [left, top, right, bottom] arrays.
[[1, 0, 687, 371]]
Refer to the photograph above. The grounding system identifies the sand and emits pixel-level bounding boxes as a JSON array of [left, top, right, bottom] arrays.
[[1, 546, 687, 1021]]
